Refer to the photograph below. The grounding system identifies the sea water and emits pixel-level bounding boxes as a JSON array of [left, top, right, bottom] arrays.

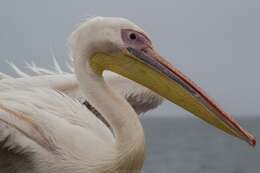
[[141, 116, 259, 173]]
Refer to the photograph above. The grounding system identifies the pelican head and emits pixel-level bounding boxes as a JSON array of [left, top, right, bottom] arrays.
[[71, 17, 255, 147]]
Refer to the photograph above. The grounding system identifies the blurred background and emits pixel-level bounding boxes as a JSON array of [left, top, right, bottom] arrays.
[[0, 0, 259, 172]]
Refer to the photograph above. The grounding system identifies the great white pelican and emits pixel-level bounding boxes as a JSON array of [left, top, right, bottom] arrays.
[[0, 17, 255, 173]]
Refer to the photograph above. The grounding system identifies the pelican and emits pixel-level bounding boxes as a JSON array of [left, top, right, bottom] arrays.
[[0, 17, 255, 173]]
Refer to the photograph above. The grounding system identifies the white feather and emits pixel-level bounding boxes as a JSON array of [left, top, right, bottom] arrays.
[[8, 62, 30, 78]]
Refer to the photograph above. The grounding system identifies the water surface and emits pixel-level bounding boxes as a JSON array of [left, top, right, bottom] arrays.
[[141, 116, 259, 173]]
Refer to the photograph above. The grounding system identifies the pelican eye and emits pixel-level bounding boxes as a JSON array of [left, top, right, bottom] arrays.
[[129, 33, 137, 40], [121, 29, 152, 47]]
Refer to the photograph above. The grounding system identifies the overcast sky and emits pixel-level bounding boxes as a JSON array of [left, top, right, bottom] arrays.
[[0, 0, 259, 117]]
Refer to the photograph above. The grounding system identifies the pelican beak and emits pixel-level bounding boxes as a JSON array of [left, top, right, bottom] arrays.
[[91, 47, 256, 147]]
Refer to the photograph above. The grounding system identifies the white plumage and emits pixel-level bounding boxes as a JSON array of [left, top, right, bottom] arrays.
[[0, 88, 115, 172], [0, 63, 163, 115]]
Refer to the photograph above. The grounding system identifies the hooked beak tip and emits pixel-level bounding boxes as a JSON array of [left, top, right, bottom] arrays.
[[250, 137, 256, 147]]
